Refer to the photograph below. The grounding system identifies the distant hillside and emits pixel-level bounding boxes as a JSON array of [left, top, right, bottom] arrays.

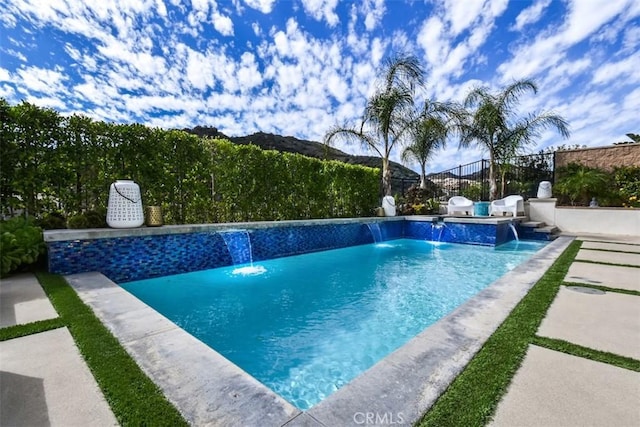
[[184, 126, 420, 183]]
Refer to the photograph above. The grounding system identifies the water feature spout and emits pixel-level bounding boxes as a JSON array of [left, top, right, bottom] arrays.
[[366, 223, 383, 243], [221, 230, 254, 265], [508, 221, 519, 241], [431, 221, 446, 242]]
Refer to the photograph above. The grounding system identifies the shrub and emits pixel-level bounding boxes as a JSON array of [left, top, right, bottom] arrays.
[[461, 183, 483, 201], [613, 166, 640, 208], [38, 212, 67, 230], [85, 209, 108, 228], [400, 185, 441, 214], [67, 214, 89, 229], [0, 217, 46, 277], [554, 163, 609, 206]]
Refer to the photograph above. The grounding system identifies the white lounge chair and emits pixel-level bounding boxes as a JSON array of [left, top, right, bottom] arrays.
[[447, 196, 474, 216], [489, 195, 524, 217]]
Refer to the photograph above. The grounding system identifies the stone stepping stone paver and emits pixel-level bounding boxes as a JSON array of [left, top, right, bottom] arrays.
[[575, 249, 640, 266], [537, 286, 640, 360], [565, 261, 640, 292], [490, 345, 640, 427], [0, 328, 118, 426], [581, 241, 640, 254], [0, 273, 58, 328]]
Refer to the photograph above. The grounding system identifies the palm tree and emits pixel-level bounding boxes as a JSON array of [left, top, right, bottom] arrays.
[[325, 54, 424, 196], [401, 101, 461, 189], [460, 79, 570, 200]]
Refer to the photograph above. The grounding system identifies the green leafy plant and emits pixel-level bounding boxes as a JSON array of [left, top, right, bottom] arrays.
[[554, 163, 610, 206], [38, 212, 67, 230], [400, 186, 441, 214], [1, 100, 380, 224], [613, 166, 640, 207], [0, 217, 46, 277], [460, 182, 483, 201]]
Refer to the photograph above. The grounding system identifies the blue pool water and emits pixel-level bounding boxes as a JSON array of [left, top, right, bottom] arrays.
[[121, 239, 546, 410]]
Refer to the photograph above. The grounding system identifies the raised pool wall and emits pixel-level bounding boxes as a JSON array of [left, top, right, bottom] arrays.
[[45, 216, 528, 283]]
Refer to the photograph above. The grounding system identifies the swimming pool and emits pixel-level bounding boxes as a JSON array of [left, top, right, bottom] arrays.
[[121, 238, 546, 410]]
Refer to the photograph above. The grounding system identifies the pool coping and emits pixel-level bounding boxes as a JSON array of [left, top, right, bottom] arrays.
[[64, 236, 573, 426]]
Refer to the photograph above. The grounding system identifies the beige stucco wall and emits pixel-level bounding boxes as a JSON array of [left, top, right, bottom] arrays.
[[555, 143, 640, 172]]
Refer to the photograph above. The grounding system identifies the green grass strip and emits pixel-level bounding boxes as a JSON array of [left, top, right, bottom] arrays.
[[564, 282, 640, 297], [417, 239, 582, 427], [0, 317, 65, 341], [35, 272, 188, 427], [574, 259, 639, 268], [532, 336, 640, 372], [581, 248, 640, 254]]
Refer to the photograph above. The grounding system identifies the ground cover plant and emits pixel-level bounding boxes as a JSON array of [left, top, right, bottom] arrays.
[[0, 217, 46, 277]]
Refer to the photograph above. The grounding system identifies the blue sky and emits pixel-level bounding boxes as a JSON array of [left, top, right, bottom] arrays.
[[1, 0, 639, 172]]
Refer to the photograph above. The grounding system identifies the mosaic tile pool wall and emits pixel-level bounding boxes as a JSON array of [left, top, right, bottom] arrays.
[[46, 219, 514, 283]]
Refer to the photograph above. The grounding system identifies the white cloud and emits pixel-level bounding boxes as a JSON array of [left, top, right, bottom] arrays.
[[300, 0, 339, 27], [622, 26, 640, 53], [591, 55, 640, 85], [16, 66, 68, 95], [0, 84, 16, 99], [236, 52, 263, 90], [511, 0, 551, 31], [499, 0, 640, 81], [361, 0, 385, 31], [243, 0, 275, 13], [212, 10, 234, 36], [2, 48, 26, 61], [251, 22, 262, 37], [24, 95, 67, 110], [0, 68, 11, 81]]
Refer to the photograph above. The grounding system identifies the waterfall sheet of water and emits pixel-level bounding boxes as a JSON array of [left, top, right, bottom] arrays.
[[508, 222, 519, 241], [432, 222, 446, 242], [366, 223, 383, 243], [221, 231, 266, 275], [221, 230, 254, 265]]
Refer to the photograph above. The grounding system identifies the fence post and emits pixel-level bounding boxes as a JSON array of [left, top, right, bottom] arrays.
[[457, 165, 462, 196]]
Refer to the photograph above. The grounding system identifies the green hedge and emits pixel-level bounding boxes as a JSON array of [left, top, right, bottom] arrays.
[[1, 99, 380, 224]]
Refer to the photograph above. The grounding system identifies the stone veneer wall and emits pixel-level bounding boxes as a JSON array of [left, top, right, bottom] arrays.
[[555, 143, 640, 172]]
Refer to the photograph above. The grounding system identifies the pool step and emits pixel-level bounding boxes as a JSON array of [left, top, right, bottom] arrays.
[[519, 221, 560, 241]]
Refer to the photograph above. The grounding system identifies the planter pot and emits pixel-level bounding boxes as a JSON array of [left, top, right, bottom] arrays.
[[145, 206, 163, 227]]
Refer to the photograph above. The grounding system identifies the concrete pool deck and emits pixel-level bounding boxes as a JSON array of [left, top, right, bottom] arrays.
[[1, 234, 638, 426]]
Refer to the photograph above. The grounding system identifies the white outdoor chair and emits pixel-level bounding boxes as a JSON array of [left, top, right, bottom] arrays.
[[489, 195, 524, 217], [447, 196, 474, 216]]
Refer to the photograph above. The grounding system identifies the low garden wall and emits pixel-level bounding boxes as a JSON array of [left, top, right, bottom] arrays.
[[528, 199, 640, 236]]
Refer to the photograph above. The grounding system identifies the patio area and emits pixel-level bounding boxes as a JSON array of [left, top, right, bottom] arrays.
[[1, 233, 638, 426]]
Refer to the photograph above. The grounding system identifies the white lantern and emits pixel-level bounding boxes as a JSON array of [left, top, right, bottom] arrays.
[[106, 180, 144, 228], [537, 181, 552, 198], [382, 195, 396, 216]]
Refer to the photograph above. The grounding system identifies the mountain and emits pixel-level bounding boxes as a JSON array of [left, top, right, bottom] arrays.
[[184, 126, 420, 183]]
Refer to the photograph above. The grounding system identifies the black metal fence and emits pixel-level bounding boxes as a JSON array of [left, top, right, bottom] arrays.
[[394, 152, 555, 201]]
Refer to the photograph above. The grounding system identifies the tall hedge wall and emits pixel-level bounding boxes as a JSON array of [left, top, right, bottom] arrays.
[[0, 99, 380, 224]]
